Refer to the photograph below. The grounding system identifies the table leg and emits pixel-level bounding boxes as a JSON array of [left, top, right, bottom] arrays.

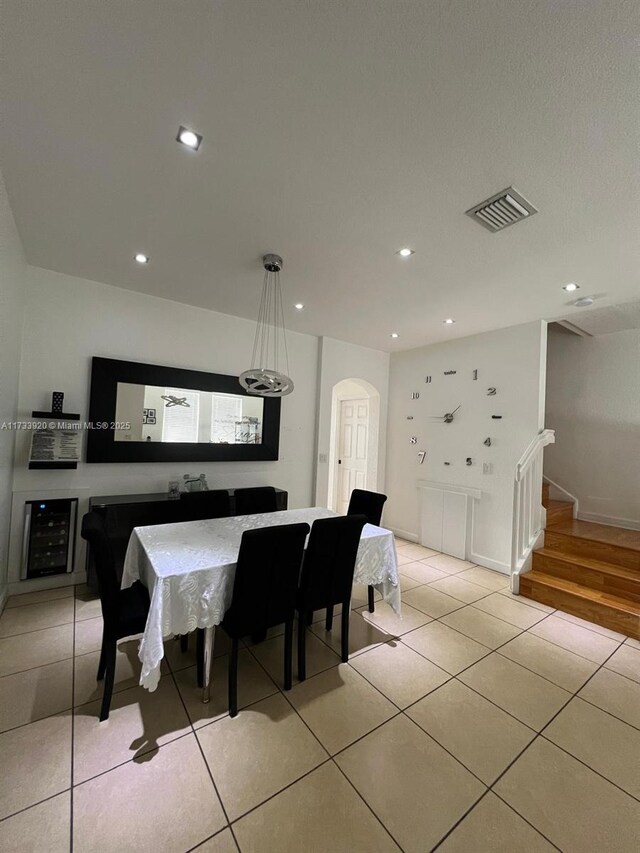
[[202, 626, 215, 704]]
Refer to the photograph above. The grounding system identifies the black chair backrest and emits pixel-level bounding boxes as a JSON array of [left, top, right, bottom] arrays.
[[298, 515, 368, 612], [100, 500, 183, 576], [179, 489, 231, 521], [234, 486, 277, 516], [80, 512, 120, 628], [222, 523, 310, 638], [347, 489, 387, 527]]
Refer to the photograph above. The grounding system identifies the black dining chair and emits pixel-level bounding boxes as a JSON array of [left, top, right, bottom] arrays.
[[80, 512, 151, 721], [234, 486, 278, 516], [220, 522, 310, 716], [347, 489, 388, 613], [296, 514, 367, 681], [179, 489, 231, 521]]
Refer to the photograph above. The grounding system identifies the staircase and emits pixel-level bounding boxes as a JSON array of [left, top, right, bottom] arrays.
[[520, 483, 640, 639]]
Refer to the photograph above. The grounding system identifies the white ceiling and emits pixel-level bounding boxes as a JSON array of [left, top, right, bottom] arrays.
[[1, 0, 639, 351], [554, 300, 640, 336]]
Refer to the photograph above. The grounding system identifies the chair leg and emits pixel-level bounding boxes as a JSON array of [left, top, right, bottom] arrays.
[[96, 635, 107, 681], [99, 641, 117, 722], [325, 605, 334, 631], [306, 610, 314, 626], [367, 585, 375, 613], [297, 612, 307, 682], [180, 634, 188, 653], [284, 620, 293, 690], [340, 603, 350, 663], [196, 629, 204, 689], [228, 637, 239, 717]]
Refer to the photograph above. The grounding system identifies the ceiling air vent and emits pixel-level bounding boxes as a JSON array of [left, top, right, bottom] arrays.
[[466, 187, 537, 233]]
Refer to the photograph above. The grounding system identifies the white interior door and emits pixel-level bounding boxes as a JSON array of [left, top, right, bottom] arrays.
[[337, 398, 369, 514]]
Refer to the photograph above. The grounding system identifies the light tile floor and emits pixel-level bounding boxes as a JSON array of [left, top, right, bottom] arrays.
[[1, 542, 639, 852]]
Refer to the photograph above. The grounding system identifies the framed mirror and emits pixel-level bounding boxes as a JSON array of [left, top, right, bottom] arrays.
[[86, 357, 281, 462]]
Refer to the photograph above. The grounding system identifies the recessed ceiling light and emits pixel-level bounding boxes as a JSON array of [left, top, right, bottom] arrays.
[[294, 303, 304, 310], [443, 318, 455, 324], [396, 248, 415, 257], [134, 253, 149, 265], [176, 126, 203, 151], [390, 333, 399, 338], [574, 296, 594, 307], [563, 283, 579, 292]]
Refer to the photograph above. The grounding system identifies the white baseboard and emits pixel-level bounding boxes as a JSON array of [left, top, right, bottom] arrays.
[[389, 527, 419, 543], [577, 512, 640, 531], [469, 552, 510, 576]]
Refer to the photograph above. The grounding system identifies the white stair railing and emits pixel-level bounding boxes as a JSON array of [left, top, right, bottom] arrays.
[[511, 429, 555, 591]]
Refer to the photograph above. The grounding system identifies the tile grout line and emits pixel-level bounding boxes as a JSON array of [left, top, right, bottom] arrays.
[[169, 669, 241, 853], [242, 634, 407, 851], [69, 590, 78, 853], [0, 789, 73, 827], [184, 825, 241, 853], [425, 606, 623, 852], [3, 579, 637, 850], [0, 617, 76, 639], [242, 621, 521, 850], [431, 785, 562, 853], [570, 691, 640, 734], [478, 638, 637, 844], [537, 728, 640, 805], [306, 576, 500, 662], [179, 638, 346, 849], [157, 581, 636, 849], [407, 609, 640, 754], [196, 613, 640, 848], [330, 752, 408, 853], [223, 646, 342, 839]]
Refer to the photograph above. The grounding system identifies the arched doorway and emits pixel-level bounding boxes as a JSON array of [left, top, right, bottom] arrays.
[[327, 378, 381, 511]]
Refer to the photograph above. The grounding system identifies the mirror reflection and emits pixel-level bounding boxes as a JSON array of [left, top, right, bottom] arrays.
[[114, 383, 264, 444]]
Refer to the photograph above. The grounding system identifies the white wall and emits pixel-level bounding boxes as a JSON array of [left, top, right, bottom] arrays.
[[314, 336, 390, 506], [385, 321, 547, 571], [0, 173, 26, 608], [545, 325, 640, 528], [9, 266, 320, 587]]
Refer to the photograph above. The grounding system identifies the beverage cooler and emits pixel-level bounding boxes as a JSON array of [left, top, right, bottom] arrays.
[[21, 497, 78, 579]]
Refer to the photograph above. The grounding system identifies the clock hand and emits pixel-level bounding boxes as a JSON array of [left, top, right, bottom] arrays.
[[443, 405, 461, 424]]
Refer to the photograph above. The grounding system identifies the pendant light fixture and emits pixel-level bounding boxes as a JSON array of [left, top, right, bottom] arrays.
[[239, 254, 294, 397]]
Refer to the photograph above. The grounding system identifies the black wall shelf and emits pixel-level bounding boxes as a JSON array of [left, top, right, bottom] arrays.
[[31, 411, 80, 420]]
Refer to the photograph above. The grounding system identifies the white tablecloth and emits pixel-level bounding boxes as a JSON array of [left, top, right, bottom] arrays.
[[122, 507, 401, 690]]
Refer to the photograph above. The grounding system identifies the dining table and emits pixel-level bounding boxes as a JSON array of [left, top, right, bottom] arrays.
[[121, 506, 401, 701]]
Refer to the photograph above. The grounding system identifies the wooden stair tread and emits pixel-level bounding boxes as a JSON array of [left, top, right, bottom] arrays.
[[548, 519, 640, 553], [535, 547, 640, 582], [523, 571, 640, 616], [546, 499, 573, 510]]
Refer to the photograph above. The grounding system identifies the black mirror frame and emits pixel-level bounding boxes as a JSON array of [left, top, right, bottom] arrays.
[[86, 357, 281, 463]]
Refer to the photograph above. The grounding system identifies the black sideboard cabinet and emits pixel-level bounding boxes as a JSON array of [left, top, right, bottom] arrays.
[[85, 488, 288, 589]]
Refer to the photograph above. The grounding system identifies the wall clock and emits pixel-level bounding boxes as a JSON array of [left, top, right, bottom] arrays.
[[429, 405, 461, 424]]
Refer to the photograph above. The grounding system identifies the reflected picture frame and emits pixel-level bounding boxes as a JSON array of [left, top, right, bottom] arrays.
[[86, 357, 281, 463]]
